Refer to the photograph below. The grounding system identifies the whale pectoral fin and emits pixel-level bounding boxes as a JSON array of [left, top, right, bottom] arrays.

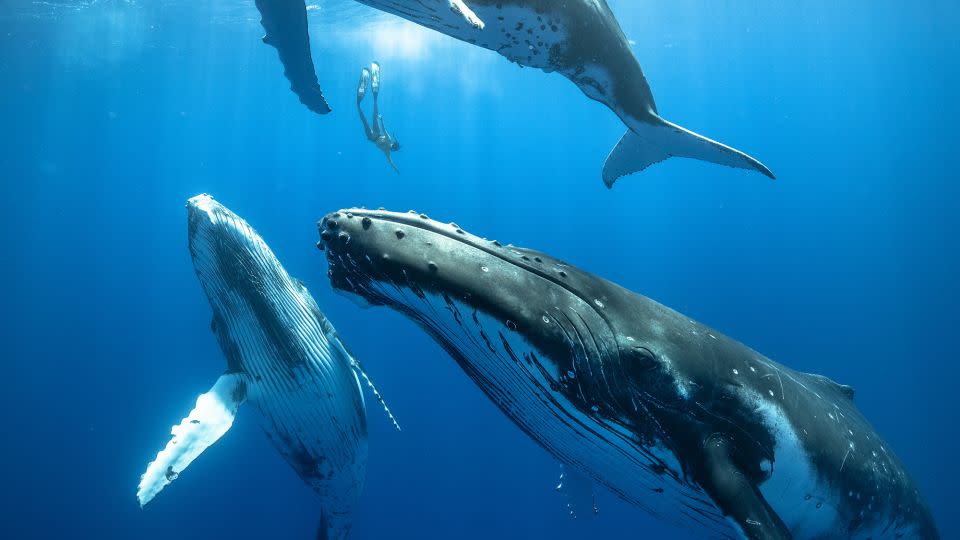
[[137, 373, 247, 507], [698, 434, 790, 540], [555, 463, 598, 519], [449, 0, 485, 29], [254, 0, 331, 115], [335, 337, 402, 432], [602, 117, 774, 188]]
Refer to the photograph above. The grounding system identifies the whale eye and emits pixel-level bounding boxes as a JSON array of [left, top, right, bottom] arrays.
[[627, 346, 658, 372]]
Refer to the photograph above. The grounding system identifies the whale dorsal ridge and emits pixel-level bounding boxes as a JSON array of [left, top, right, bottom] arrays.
[[807, 372, 856, 401]]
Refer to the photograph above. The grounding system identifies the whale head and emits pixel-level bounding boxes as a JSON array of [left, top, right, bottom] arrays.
[[187, 194, 281, 302], [187, 194, 318, 374], [317, 209, 686, 449]]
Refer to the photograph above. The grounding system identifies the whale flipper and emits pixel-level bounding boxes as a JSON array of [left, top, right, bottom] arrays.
[[602, 117, 775, 188], [448, 0, 484, 29], [137, 373, 247, 506], [349, 354, 402, 432], [700, 433, 791, 540], [255, 0, 331, 115]]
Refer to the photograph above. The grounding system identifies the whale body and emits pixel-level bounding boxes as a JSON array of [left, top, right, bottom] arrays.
[[137, 195, 397, 539], [254, 0, 774, 185], [317, 208, 938, 540]]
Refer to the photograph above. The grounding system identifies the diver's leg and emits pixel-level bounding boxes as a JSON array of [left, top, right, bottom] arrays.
[[356, 68, 375, 141], [357, 107, 375, 141], [372, 97, 381, 138]]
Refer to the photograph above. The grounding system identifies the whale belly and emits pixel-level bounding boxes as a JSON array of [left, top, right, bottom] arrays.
[[355, 1, 571, 70], [215, 285, 369, 525]]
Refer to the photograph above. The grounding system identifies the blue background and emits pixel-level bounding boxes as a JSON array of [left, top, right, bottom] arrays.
[[1, 1, 957, 538]]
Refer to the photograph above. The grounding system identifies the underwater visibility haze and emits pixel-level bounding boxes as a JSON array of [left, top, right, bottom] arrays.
[[1, 1, 959, 539]]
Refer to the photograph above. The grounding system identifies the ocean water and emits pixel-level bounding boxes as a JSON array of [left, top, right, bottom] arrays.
[[1, 1, 958, 538]]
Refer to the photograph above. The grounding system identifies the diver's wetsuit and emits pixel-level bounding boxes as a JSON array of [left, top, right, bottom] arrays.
[[357, 62, 400, 173]]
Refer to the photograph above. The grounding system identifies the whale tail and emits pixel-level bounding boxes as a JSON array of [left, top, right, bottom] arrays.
[[255, 0, 331, 115], [602, 115, 774, 188]]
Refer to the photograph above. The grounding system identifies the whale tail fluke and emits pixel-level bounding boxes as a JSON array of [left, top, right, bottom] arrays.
[[602, 116, 774, 188], [255, 0, 331, 115]]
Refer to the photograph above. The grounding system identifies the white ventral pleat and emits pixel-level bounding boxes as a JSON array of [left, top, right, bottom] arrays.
[[137, 373, 246, 507]]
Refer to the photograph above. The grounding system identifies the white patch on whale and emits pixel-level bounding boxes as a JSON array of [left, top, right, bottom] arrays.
[[137, 373, 244, 507], [747, 388, 841, 538]]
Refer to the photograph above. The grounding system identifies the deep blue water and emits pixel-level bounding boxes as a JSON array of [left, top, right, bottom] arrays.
[[1, 1, 958, 538]]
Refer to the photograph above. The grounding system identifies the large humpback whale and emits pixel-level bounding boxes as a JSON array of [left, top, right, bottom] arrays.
[[137, 195, 397, 540], [316, 208, 938, 540], [254, 0, 774, 185]]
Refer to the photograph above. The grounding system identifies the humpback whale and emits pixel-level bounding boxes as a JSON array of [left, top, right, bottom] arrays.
[[138, 195, 397, 540], [254, 0, 774, 185], [316, 208, 938, 540]]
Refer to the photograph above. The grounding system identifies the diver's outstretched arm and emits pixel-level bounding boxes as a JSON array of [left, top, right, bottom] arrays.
[[385, 153, 399, 174]]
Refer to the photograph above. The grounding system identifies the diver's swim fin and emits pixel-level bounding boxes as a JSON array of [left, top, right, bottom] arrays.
[[370, 62, 381, 97], [358, 68, 370, 104], [602, 115, 774, 187], [255, 0, 331, 115], [137, 373, 246, 506]]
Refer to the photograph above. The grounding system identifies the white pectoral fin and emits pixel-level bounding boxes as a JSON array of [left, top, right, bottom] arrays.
[[602, 117, 775, 188], [449, 0, 484, 29], [137, 373, 247, 507], [555, 463, 598, 519]]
